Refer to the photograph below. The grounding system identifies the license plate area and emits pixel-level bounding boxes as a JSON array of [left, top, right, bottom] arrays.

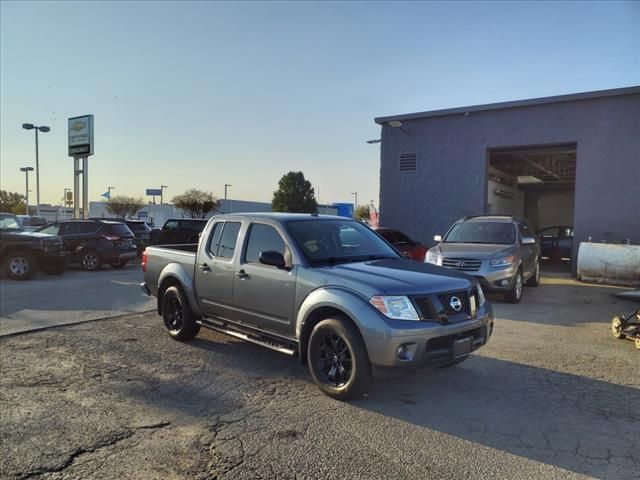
[[453, 337, 472, 358]]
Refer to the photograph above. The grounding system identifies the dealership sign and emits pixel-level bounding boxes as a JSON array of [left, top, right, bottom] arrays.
[[68, 115, 94, 157], [146, 188, 162, 196]]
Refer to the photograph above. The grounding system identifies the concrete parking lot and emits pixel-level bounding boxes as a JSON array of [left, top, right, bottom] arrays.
[[1, 271, 638, 479], [0, 265, 155, 336]]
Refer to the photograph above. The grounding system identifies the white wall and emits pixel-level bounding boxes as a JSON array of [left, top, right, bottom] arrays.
[[487, 179, 524, 216]]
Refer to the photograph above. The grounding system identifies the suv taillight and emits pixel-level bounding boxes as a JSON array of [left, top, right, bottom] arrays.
[[141, 250, 147, 272]]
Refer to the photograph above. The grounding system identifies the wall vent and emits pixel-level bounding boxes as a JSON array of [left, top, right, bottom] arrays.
[[399, 153, 417, 172]]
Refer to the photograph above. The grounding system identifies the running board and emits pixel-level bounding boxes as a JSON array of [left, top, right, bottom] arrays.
[[197, 318, 297, 356]]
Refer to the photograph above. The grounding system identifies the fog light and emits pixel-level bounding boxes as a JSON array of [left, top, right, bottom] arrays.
[[500, 279, 509, 286], [396, 343, 416, 361]]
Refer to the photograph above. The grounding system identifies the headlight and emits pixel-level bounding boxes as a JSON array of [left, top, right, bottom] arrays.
[[476, 284, 486, 307], [425, 251, 443, 266], [370, 295, 420, 321], [490, 255, 516, 267]]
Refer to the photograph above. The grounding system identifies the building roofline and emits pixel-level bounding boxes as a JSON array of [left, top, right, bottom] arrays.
[[374, 86, 640, 124]]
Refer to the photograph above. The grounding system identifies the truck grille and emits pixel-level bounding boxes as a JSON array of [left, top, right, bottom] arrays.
[[442, 257, 482, 272], [412, 297, 439, 321], [438, 290, 471, 316]]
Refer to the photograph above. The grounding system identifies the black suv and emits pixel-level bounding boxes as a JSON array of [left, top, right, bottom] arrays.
[[37, 220, 137, 271], [150, 218, 207, 245], [1, 212, 67, 280]]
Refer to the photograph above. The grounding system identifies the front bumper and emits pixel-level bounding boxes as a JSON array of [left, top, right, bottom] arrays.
[[364, 304, 494, 367], [435, 260, 518, 293]]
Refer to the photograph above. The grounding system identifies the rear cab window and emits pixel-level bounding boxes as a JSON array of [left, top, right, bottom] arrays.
[[207, 222, 241, 259]]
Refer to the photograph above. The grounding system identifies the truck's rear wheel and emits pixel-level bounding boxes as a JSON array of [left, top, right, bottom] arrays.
[[162, 286, 200, 341], [307, 317, 372, 401]]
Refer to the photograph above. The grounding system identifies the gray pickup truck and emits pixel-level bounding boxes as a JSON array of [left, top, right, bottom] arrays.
[[141, 213, 494, 400]]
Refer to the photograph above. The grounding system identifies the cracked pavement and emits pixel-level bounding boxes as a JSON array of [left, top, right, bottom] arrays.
[[1, 273, 639, 479]]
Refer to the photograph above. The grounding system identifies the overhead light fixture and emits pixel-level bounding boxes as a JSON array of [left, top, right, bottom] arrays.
[[387, 120, 407, 134], [366, 139, 381, 144]]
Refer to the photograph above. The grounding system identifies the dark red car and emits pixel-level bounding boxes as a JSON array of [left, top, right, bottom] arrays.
[[374, 228, 427, 261]]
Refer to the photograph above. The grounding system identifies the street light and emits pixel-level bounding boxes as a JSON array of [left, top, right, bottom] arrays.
[[366, 139, 381, 144], [22, 123, 50, 216], [107, 186, 115, 199], [351, 192, 358, 218], [160, 185, 168, 205], [19, 167, 34, 214], [224, 184, 232, 213], [387, 120, 407, 134]]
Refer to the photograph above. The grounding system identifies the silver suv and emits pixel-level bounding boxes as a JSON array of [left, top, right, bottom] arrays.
[[426, 215, 540, 303]]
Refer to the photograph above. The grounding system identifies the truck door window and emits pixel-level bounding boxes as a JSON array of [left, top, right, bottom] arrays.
[[216, 222, 241, 259], [207, 222, 224, 255], [164, 220, 179, 230], [244, 223, 287, 265]]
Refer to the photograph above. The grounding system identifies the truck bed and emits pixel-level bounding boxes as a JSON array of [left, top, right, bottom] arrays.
[[143, 244, 199, 296]]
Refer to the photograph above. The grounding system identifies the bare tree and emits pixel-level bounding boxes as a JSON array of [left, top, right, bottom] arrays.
[[172, 189, 220, 218], [105, 195, 145, 218]]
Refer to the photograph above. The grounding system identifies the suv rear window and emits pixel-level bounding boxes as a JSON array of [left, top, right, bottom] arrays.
[[126, 221, 150, 233], [101, 223, 134, 237]]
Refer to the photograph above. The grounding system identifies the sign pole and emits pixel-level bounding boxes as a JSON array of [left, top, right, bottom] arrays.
[[73, 157, 80, 219], [82, 157, 89, 219]]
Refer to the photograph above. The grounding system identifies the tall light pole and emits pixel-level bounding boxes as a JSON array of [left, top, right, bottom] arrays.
[[22, 123, 50, 216], [160, 185, 168, 205], [224, 184, 232, 214], [20, 167, 34, 214], [107, 186, 115, 199], [351, 192, 358, 218]]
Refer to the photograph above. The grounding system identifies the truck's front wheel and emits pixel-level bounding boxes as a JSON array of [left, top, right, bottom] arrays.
[[162, 286, 200, 341], [307, 317, 372, 401]]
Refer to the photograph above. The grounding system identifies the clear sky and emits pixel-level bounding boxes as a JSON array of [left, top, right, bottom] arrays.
[[1, 1, 638, 208]]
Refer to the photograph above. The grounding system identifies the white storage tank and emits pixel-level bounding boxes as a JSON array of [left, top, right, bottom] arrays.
[[577, 242, 640, 287]]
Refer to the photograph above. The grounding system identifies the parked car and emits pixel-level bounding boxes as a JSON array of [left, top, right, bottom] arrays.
[[537, 225, 573, 261], [374, 227, 427, 261], [36, 219, 137, 271], [1, 212, 67, 280], [150, 218, 207, 245], [141, 213, 494, 400], [17, 215, 48, 231], [426, 215, 540, 303]]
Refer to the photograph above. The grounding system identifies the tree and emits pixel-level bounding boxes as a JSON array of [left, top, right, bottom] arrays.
[[0, 190, 25, 214], [354, 204, 370, 222], [105, 195, 145, 219], [271, 171, 318, 213], [172, 189, 220, 218]]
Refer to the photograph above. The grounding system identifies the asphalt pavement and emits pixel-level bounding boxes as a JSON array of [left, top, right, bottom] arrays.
[[0, 264, 155, 336], [1, 271, 639, 479]]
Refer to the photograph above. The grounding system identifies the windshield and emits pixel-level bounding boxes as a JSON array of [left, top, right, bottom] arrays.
[[444, 222, 516, 245], [0, 214, 23, 230], [287, 219, 399, 264]]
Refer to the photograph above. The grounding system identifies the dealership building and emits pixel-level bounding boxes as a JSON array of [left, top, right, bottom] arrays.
[[374, 86, 639, 268]]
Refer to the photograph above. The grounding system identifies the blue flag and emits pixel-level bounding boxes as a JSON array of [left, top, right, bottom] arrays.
[[101, 191, 110, 199]]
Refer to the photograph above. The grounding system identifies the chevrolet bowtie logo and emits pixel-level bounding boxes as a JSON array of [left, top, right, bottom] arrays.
[[70, 121, 85, 132]]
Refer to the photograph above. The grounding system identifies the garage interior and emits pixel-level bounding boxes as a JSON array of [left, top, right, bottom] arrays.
[[487, 144, 577, 262]]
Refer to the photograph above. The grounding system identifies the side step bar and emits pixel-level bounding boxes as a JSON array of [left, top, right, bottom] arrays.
[[197, 318, 297, 356]]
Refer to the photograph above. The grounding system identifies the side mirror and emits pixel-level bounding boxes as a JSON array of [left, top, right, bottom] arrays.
[[259, 250, 286, 269], [433, 235, 442, 242], [521, 236, 536, 245]]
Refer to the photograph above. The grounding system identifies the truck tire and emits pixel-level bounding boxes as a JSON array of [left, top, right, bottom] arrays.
[[81, 249, 103, 271], [504, 269, 523, 304], [162, 285, 200, 341], [307, 317, 372, 401], [4, 250, 38, 280], [526, 260, 540, 287]]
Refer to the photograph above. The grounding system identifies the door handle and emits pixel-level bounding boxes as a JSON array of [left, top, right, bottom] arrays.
[[236, 269, 249, 279], [199, 263, 211, 272]]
